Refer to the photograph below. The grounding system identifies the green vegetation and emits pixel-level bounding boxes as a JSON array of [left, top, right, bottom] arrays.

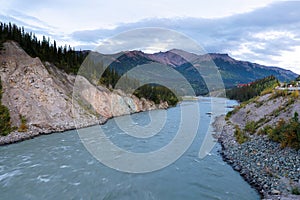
[[18, 115, 28, 132], [244, 121, 257, 134], [234, 125, 249, 144], [269, 89, 288, 99], [97, 66, 179, 106], [0, 22, 86, 74], [226, 76, 279, 102], [258, 125, 273, 135], [225, 107, 239, 121], [134, 85, 179, 106], [98, 67, 140, 91], [291, 90, 299, 98], [0, 76, 13, 136], [291, 186, 300, 195], [259, 113, 300, 150]]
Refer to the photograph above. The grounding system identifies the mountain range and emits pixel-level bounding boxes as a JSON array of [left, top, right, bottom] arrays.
[[94, 49, 298, 95]]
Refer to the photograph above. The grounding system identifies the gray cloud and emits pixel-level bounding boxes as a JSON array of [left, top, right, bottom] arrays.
[[1, 1, 299, 73], [68, 1, 300, 74]]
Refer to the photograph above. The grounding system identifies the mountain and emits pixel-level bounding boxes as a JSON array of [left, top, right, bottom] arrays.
[[0, 41, 167, 144], [99, 49, 298, 95]]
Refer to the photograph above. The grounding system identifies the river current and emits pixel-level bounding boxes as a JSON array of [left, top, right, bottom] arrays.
[[0, 97, 259, 199]]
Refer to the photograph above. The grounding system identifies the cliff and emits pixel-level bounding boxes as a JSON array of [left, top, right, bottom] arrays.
[[214, 92, 300, 199], [0, 41, 168, 144]]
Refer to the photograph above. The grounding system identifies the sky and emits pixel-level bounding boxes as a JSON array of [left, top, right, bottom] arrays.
[[0, 0, 300, 74]]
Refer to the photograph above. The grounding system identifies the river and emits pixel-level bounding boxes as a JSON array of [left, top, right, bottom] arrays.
[[0, 97, 259, 199]]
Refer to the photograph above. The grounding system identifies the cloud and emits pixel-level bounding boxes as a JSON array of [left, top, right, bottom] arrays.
[[94, 28, 204, 54], [69, 1, 300, 74], [70, 2, 300, 52], [1, 1, 299, 74]]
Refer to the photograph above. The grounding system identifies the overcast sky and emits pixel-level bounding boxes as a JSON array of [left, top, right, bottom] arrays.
[[0, 0, 299, 74]]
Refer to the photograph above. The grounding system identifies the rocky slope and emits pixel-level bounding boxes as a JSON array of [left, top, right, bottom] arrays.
[[214, 93, 300, 199], [0, 41, 167, 144]]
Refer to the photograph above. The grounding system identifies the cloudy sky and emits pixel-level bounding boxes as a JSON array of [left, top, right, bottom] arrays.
[[0, 0, 300, 74]]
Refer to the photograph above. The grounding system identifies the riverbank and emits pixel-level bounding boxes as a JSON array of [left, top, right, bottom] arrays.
[[0, 103, 170, 145], [0, 119, 100, 145], [214, 115, 300, 200]]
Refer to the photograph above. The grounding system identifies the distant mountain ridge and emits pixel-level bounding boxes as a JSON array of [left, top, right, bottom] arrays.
[[98, 49, 298, 95]]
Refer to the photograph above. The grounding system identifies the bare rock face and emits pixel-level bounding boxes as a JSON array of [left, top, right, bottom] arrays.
[[0, 41, 168, 144]]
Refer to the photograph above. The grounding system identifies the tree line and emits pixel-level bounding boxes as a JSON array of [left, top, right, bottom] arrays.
[[0, 22, 86, 74], [226, 76, 279, 102], [98, 66, 179, 106]]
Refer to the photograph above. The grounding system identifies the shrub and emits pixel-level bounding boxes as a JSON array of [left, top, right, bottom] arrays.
[[234, 125, 249, 144], [18, 115, 28, 132], [225, 106, 240, 121], [258, 125, 273, 135], [0, 104, 12, 136], [270, 90, 288, 99], [244, 121, 256, 134], [291, 90, 299, 98], [0, 76, 13, 136], [291, 187, 300, 195], [267, 114, 300, 150]]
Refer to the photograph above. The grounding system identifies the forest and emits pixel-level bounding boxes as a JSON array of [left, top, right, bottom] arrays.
[[226, 75, 279, 102], [99, 67, 179, 106], [0, 22, 86, 74]]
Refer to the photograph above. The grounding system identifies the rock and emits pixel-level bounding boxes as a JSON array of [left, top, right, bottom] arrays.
[[263, 184, 269, 190], [270, 189, 281, 195], [234, 165, 241, 171]]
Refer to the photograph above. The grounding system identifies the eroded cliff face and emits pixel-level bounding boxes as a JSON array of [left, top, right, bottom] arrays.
[[0, 41, 168, 144]]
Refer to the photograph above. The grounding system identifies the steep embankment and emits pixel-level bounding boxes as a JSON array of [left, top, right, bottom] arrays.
[[0, 41, 167, 144], [215, 92, 300, 199]]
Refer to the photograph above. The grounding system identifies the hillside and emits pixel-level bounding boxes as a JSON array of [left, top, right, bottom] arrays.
[[98, 49, 298, 95], [214, 89, 300, 198], [0, 41, 167, 144]]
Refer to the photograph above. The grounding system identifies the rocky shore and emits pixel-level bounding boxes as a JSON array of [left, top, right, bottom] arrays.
[[0, 106, 166, 145], [214, 115, 300, 200]]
